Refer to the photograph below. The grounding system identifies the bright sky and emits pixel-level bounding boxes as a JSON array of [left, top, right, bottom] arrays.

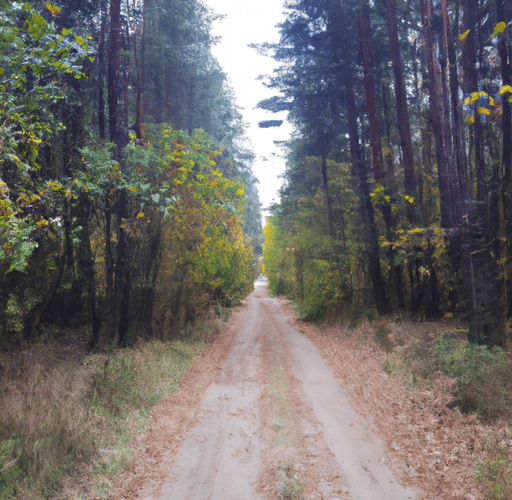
[[203, 0, 293, 224]]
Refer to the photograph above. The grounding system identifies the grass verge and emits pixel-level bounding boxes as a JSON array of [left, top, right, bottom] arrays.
[[265, 350, 304, 499], [0, 323, 213, 499]]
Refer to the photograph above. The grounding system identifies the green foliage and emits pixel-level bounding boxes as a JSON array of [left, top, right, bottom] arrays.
[[263, 215, 280, 294], [0, 3, 89, 273], [430, 337, 512, 418], [89, 340, 206, 415], [0, 438, 23, 498], [476, 446, 512, 500], [386, 332, 512, 419]]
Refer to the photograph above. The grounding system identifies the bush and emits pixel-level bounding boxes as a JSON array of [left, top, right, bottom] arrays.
[[431, 336, 512, 419]]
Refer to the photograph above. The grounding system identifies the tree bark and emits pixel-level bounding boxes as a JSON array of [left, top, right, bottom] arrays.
[[462, 0, 485, 203], [109, 0, 131, 345], [420, 0, 462, 229], [385, 0, 417, 223], [336, 9, 388, 313], [357, 0, 385, 183]]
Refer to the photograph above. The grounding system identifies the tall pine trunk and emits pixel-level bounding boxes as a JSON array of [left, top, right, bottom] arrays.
[[336, 10, 388, 313], [109, 0, 130, 346], [385, 0, 417, 223]]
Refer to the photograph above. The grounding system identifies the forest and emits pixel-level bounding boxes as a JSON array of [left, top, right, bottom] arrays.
[[0, 0, 263, 350], [262, 0, 512, 348], [2, 0, 512, 497]]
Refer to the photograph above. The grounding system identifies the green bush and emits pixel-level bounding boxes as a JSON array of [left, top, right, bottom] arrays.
[[430, 336, 512, 419]]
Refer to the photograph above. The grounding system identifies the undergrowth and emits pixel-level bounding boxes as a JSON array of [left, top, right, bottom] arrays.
[[382, 326, 512, 499], [476, 446, 512, 500], [383, 333, 512, 420], [0, 321, 213, 499]]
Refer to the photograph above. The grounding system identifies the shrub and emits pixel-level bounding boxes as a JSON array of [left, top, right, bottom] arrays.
[[431, 336, 512, 419]]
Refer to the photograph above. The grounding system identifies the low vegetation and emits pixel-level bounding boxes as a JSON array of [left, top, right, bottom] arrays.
[[379, 321, 512, 499], [0, 319, 215, 499], [277, 462, 304, 500], [383, 329, 512, 420]]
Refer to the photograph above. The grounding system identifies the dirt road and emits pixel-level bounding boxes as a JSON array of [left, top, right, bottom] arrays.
[[113, 277, 423, 499]]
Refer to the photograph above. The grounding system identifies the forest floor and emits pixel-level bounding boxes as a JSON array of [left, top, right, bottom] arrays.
[[108, 277, 492, 500]]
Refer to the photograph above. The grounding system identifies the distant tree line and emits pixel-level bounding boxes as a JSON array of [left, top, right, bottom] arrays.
[[0, 0, 262, 349], [262, 0, 512, 347]]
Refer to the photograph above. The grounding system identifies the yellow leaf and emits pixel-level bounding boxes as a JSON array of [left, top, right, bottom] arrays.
[[44, 3, 60, 17], [137, 212, 145, 219], [465, 115, 475, 125], [500, 85, 512, 95], [476, 106, 491, 116], [490, 21, 507, 39], [470, 91, 487, 104], [459, 29, 470, 42]]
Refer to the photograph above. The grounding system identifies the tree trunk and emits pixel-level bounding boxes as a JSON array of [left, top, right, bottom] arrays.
[[321, 151, 335, 238], [385, 0, 417, 223], [108, 0, 121, 146], [78, 196, 102, 350], [98, 0, 107, 140], [496, 0, 512, 332], [109, 0, 130, 345], [338, 23, 388, 313], [357, 0, 386, 183], [420, 0, 463, 229], [462, 0, 485, 203], [441, 0, 468, 203]]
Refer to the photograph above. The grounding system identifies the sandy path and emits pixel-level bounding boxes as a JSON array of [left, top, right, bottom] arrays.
[[113, 278, 418, 499]]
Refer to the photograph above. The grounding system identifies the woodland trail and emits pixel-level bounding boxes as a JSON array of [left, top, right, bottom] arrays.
[[112, 277, 420, 500]]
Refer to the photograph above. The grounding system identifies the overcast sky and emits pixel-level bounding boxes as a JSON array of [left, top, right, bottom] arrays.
[[203, 0, 293, 224]]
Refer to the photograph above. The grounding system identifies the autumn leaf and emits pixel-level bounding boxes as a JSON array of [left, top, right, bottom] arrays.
[[490, 21, 507, 39], [476, 106, 491, 116], [459, 29, 470, 42], [44, 3, 61, 17]]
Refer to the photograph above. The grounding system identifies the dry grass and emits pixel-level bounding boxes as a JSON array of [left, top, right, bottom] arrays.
[[0, 321, 214, 499], [382, 319, 512, 499]]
